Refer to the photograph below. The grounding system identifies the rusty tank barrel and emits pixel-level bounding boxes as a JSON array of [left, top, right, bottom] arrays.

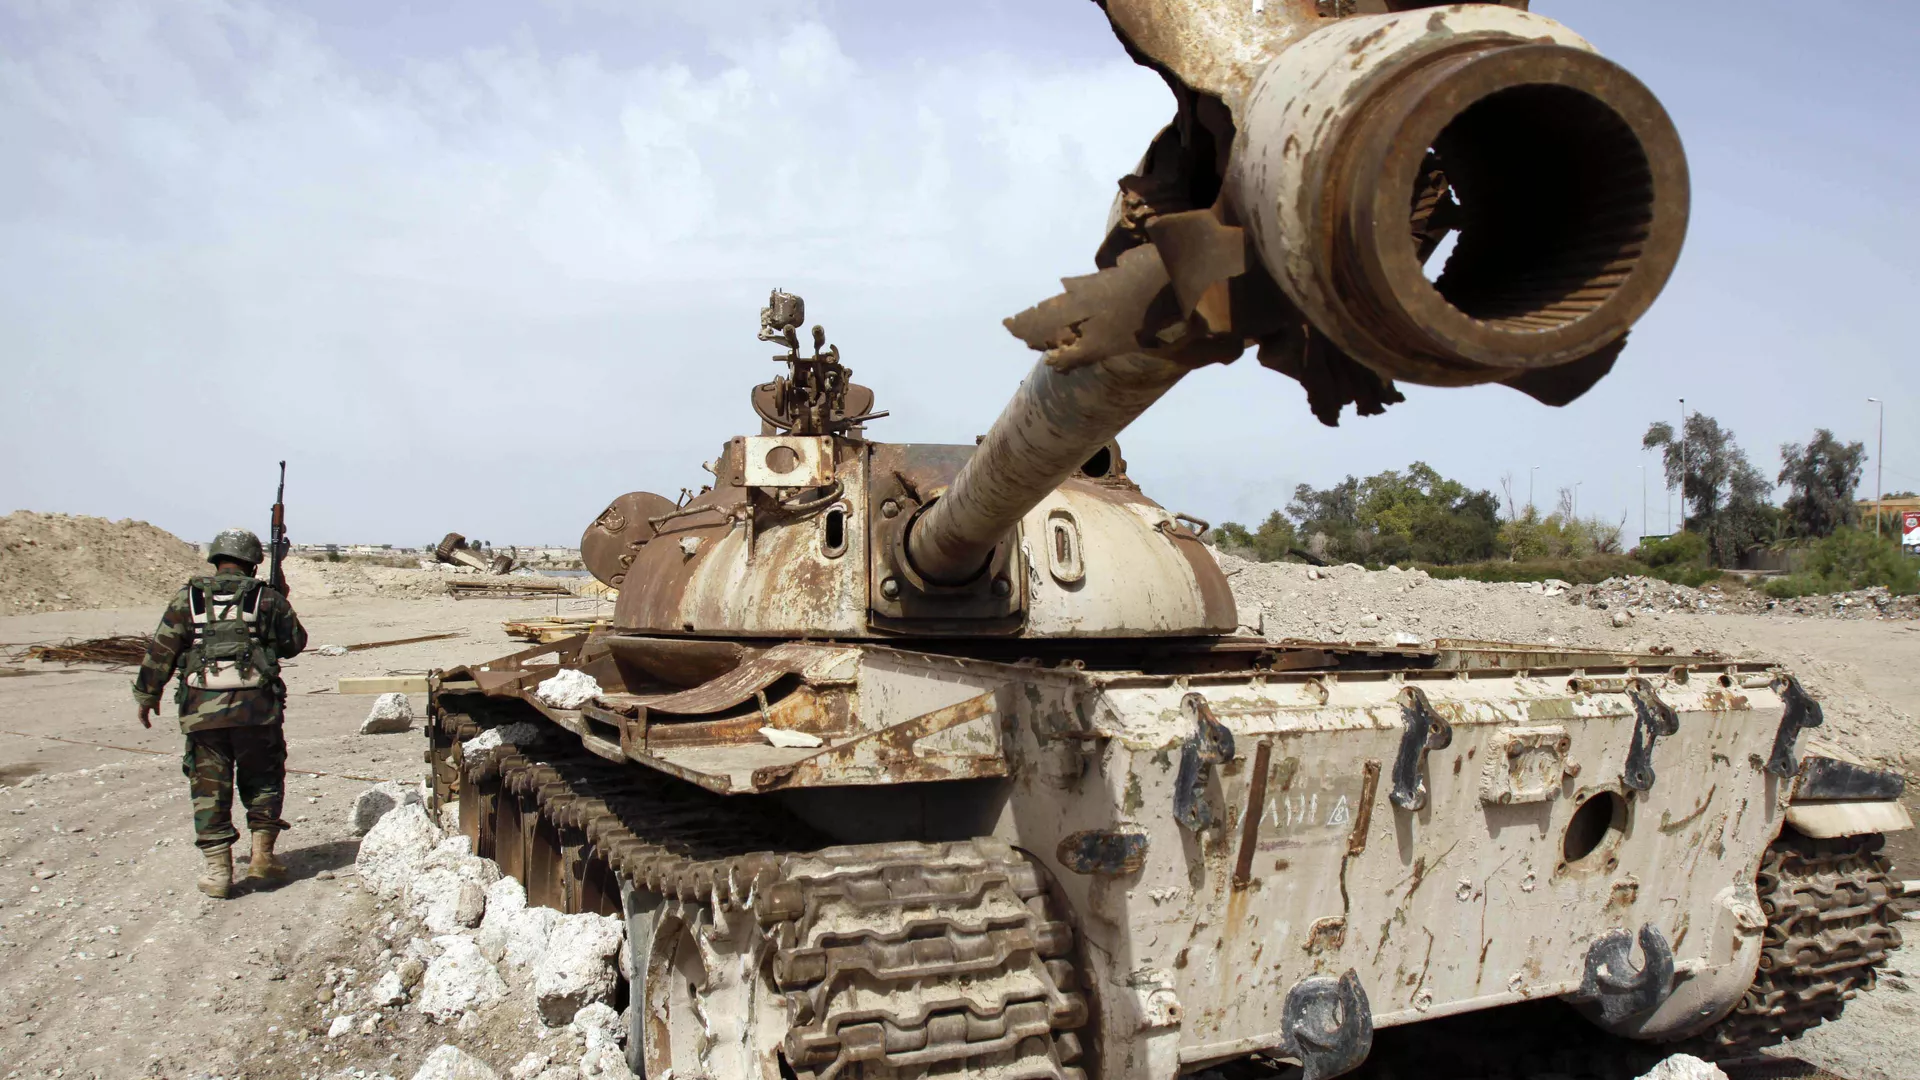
[[906, 353, 1188, 585], [905, 2, 1688, 588]]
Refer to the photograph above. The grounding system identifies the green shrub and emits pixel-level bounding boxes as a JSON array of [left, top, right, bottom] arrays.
[[1647, 564, 1724, 588], [1637, 531, 1707, 569], [1761, 529, 1918, 598]]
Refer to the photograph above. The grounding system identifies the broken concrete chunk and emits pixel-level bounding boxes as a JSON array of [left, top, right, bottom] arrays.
[[502, 904, 564, 972], [416, 935, 509, 1022], [532, 912, 625, 1025], [406, 837, 503, 934], [571, 1001, 624, 1047], [411, 1044, 502, 1080], [1635, 1055, 1728, 1080], [372, 968, 408, 1006], [761, 726, 824, 749], [355, 803, 441, 899], [476, 877, 530, 964], [507, 1053, 550, 1080], [534, 669, 601, 710], [463, 721, 544, 755], [351, 780, 425, 837], [361, 692, 415, 734]]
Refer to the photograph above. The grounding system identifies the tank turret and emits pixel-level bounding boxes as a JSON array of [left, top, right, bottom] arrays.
[[582, 289, 1235, 640]]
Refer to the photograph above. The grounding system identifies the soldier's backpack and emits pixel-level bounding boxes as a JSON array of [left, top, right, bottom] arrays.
[[178, 576, 279, 694]]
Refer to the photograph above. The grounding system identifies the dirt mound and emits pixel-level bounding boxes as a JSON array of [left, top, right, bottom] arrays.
[[0, 511, 209, 615]]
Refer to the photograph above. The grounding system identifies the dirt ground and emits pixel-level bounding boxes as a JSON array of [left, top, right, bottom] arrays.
[[0, 581, 1914, 1079], [0, 592, 613, 1079]]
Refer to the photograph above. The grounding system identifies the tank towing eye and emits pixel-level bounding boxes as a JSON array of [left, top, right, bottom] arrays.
[[1390, 686, 1452, 812], [1765, 674, 1825, 778], [1624, 679, 1681, 793]]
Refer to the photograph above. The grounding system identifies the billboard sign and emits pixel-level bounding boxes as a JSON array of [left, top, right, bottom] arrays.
[[1904, 510, 1920, 551]]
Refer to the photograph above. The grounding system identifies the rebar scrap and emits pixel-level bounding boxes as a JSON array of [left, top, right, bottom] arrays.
[[6, 635, 151, 669]]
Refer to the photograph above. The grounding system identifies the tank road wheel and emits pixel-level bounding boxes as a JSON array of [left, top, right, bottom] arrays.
[[1697, 829, 1903, 1057], [643, 905, 789, 1080]]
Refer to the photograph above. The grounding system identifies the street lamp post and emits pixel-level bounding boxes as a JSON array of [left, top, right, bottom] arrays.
[[1638, 465, 1646, 539], [1530, 465, 1540, 515], [1677, 398, 1687, 527], [1574, 481, 1583, 519], [1868, 397, 1884, 535]]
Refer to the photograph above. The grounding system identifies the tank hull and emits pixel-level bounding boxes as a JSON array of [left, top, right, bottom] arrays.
[[428, 636, 1909, 1077]]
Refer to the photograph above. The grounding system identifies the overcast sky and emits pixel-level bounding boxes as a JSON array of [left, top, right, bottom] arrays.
[[4, 0, 1915, 548]]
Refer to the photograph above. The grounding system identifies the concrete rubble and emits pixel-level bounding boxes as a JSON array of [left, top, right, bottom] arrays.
[[347, 783, 636, 1078], [464, 721, 544, 754], [411, 1044, 502, 1080], [1635, 1053, 1729, 1080], [406, 836, 503, 934], [362, 692, 416, 734], [534, 669, 601, 710], [417, 935, 510, 1021], [532, 912, 627, 1025], [352, 779, 426, 837], [358, 803, 443, 898]]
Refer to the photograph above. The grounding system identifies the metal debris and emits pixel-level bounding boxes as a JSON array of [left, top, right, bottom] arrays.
[[446, 580, 573, 600], [5, 635, 150, 669]]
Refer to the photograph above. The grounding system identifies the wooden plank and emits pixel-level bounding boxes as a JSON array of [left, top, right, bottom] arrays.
[[337, 676, 431, 695]]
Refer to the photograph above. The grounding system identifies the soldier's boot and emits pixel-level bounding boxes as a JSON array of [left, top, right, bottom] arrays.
[[246, 829, 288, 885], [198, 845, 233, 899]]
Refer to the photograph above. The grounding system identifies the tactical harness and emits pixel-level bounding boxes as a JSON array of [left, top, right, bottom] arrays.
[[177, 576, 280, 702]]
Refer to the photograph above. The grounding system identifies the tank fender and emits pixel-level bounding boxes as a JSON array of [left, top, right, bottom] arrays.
[[1787, 755, 1913, 839]]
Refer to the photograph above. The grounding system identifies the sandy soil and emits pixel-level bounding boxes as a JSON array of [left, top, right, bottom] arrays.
[[0, 576, 1913, 1079], [0, 593, 613, 1079]]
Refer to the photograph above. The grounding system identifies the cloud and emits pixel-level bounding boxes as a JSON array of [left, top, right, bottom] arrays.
[[0, 0, 1172, 544]]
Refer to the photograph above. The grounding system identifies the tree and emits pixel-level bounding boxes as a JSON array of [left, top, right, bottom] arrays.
[[1353, 463, 1500, 565], [1213, 511, 1298, 562], [1287, 476, 1364, 561], [1643, 413, 1776, 565], [1279, 464, 1499, 565], [1778, 429, 1865, 539]]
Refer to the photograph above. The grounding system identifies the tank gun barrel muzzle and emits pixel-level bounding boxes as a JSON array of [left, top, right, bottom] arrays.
[[903, 3, 1689, 591], [1227, 21, 1688, 386]]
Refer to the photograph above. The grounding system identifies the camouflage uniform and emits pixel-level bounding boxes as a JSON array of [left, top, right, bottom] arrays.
[[132, 570, 308, 850]]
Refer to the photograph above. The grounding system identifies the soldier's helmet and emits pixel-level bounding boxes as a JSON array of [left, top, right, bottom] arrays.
[[208, 528, 265, 567]]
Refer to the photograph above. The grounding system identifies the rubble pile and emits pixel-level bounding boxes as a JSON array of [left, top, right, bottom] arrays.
[[345, 799, 635, 1080], [1215, 553, 1680, 649], [1565, 577, 1920, 621], [1215, 553, 1918, 650], [0, 511, 207, 614]]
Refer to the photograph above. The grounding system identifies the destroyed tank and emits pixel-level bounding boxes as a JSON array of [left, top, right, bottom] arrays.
[[425, 4, 1908, 1077]]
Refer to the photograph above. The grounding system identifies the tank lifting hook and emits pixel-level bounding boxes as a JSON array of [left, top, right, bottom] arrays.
[[1389, 686, 1452, 812], [1623, 678, 1681, 792], [1174, 693, 1235, 832]]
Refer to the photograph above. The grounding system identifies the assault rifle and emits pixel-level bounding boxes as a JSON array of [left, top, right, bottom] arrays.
[[268, 461, 289, 595]]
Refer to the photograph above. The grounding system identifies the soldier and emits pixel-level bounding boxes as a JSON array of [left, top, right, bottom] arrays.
[[132, 528, 308, 898]]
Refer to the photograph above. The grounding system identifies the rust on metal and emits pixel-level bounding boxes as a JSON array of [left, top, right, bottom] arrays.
[[749, 690, 1005, 791], [1234, 738, 1275, 889], [1058, 828, 1151, 877], [1348, 759, 1381, 856]]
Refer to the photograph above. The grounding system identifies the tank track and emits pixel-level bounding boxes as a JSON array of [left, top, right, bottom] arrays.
[[448, 715, 1090, 1080], [1695, 830, 1903, 1058]]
